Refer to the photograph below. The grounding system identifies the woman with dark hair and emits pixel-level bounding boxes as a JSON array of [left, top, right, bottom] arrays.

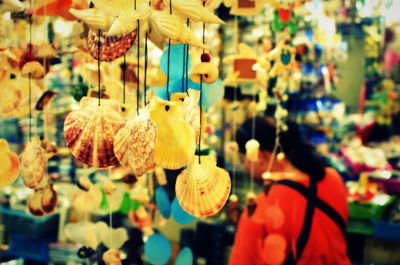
[[229, 117, 350, 265]]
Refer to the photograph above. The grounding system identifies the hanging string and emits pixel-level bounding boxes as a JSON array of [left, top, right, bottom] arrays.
[[165, 0, 173, 100], [232, 86, 238, 195], [249, 92, 257, 192], [97, 30, 101, 106], [181, 44, 187, 93], [198, 20, 206, 164], [28, 0, 33, 141], [185, 19, 190, 94], [108, 167, 113, 250], [135, 0, 140, 113], [144, 32, 149, 106], [123, 55, 126, 104]]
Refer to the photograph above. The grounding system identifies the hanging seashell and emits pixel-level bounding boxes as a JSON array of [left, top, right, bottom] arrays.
[[245, 139, 260, 162], [69, 8, 114, 31], [86, 29, 137, 62], [73, 186, 102, 213], [92, 0, 136, 16], [20, 137, 47, 189], [175, 155, 231, 217], [77, 176, 92, 191], [28, 189, 45, 217], [128, 108, 157, 176], [107, 4, 151, 37], [97, 222, 129, 249], [171, 89, 207, 145], [102, 249, 122, 265], [103, 181, 116, 195], [0, 139, 19, 188], [41, 183, 58, 214], [21, 61, 45, 79], [149, 97, 196, 170], [130, 185, 150, 203], [64, 97, 125, 168], [189, 61, 219, 84], [163, 0, 224, 24]]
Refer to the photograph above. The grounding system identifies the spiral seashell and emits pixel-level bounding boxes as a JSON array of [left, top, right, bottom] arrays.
[[149, 97, 195, 170], [86, 29, 137, 62], [64, 97, 125, 168], [69, 8, 114, 31], [20, 137, 47, 189], [189, 62, 219, 84], [0, 139, 19, 188], [164, 0, 224, 24], [21, 61, 45, 79], [175, 155, 231, 217]]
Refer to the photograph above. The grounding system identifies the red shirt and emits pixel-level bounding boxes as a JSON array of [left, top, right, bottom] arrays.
[[229, 168, 351, 265]]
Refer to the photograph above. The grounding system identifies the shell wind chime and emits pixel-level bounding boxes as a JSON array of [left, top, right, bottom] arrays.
[[64, 96, 125, 168], [0, 139, 19, 188]]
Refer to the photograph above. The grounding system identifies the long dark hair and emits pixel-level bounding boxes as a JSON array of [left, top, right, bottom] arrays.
[[236, 117, 326, 182]]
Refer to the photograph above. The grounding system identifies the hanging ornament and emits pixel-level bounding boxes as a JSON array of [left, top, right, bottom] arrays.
[[149, 97, 195, 170], [0, 139, 19, 188], [155, 186, 171, 219], [175, 155, 231, 217], [20, 137, 47, 189], [174, 247, 194, 265], [189, 53, 219, 84], [102, 249, 122, 265], [246, 191, 257, 217], [69, 8, 114, 31], [64, 97, 125, 168], [144, 233, 172, 265], [171, 197, 195, 225], [268, 0, 300, 35], [245, 139, 260, 162], [227, 194, 240, 223], [227, 0, 264, 16]]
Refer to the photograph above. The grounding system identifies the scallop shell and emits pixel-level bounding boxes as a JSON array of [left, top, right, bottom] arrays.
[[0, 139, 19, 188], [114, 108, 157, 176], [175, 155, 231, 217], [149, 97, 195, 170], [64, 97, 125, 168], [20, 137, 47, 189], [86, 29, 137, 62], [189, 62, 219, 84], [69, 8, 114, 31], [21, 61, 45, 79], [164, 0, 224, 24], [92, 0, 135, 16]]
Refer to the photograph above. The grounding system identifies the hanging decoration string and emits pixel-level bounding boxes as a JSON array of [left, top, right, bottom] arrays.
[[97, 30, 101, 106], [123, 55, 126, 104], [198, 20, 206, 164], [249, 92, 257, 192], [108, 167, 113, 249], [28, 0, 33, 140], [165, 0, 173, 100], [144, 32, 149, 106], [185, 19, 190, 94], [135, 0, 140, 114], [232, 86, 238, 195]]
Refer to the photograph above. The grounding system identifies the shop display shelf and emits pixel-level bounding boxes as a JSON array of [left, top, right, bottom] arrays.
[[348, 196, 397, 220], [372, 220, 400, 242]]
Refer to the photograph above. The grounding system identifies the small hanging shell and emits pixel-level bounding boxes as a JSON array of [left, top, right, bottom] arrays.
[[102, 249, 122, 265], [0, 139, 19, 188], [175, 155, 231, 217], [21, 61, 45, 79], [245, 139, 260, 162], [163, 0, 224, 24], [103, 181, 116, 195], [73, 186, 102, 213], [41, 183, 58, 213], [86, 29, 137, 62], [189, 62, 219, 84], [64, 97, 125, 168], [69, 8, 114, 31], [20, 137, 47, 189], [28, 189, 44, 217], [149, 97, 195, 170]]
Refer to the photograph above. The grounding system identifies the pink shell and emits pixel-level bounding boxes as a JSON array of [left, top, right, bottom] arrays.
[[86, 29, 137, 62], [64, 97, 125, 168]]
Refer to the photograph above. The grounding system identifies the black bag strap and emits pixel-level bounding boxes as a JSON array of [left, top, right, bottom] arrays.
[[273, 179, 346, 265]]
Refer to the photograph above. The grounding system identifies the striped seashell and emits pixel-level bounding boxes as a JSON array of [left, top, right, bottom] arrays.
[[164, 0, 225, 24], [20, 137, 47, 189], [64, 97, 125, 168], [69, 8, 114, 31], [114, 108, 157, 176], [86, 29, 137, 62], [175, 155, 231, 217]]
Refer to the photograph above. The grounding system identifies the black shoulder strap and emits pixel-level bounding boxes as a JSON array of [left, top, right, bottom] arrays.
[[273, 179, 346, 265]]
